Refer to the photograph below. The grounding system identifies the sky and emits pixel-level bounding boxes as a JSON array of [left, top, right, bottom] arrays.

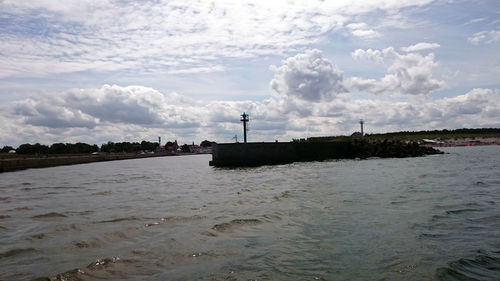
[[0, 0, 499, 147]]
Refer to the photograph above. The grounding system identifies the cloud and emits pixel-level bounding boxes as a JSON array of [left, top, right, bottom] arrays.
[[2, 84, 499, 146], [346, 22, 381, 39], [348, 47, 445, 95], [468, 29, 500, 45], [1, 44, 498, 147], [11, 85, 201, 129], [0, 0, 437, 78], [270, 49, 347, 103], [401, 42, 440, 52], [463, 17, 487, 26], [352, 48, 383, 63], [13, 99, 99, 129]]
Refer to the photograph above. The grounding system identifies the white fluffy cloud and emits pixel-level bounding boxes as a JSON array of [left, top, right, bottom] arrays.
[[270, 49, 347, 102], [351, 48, 383, 63], [348, 47, 445, 95]]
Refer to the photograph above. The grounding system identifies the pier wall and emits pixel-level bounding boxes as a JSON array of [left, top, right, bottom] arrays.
[[209, 140, 442, 167], [210, 142, 353, 167], [211, 142, 297, 166]]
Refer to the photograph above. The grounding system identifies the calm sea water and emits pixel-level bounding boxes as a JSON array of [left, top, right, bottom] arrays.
[[1, 146, 499, 280]]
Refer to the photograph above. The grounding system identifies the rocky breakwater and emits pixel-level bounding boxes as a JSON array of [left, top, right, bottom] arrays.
[[350, 139, 443, 159]]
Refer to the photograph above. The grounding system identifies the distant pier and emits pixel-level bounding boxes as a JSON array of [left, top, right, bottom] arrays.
[[0, 152, 174, 173]]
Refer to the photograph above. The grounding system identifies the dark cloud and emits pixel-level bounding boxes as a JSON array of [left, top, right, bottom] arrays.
[[13, 98, 98, 129]]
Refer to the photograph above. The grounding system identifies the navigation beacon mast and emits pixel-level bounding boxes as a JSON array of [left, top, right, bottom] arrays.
[[241, 112, 249, 143], [360, 119, 364, 137]]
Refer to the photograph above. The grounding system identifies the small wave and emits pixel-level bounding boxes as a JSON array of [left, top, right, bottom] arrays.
[[477, 214, 500, 223], [212, 218, 262, 232], [92, 191, 112, 196], [29, 233, 46, 240], [189, 251, 219, 258], [73, 239, 104, 249], [32, 212, 67, 219], [0, 215, 10, 219], [96, 217, 144, 223], [237, 188, 253, 195], [390, 200, 408, 205], [51, 185, 79, 189], [161, 215, 206, 223], [435, 251, 500, 280], [379, 257, 416, 273], [86, 257, 122, 270], [445, 208, 482, 215], [55, 223, 82, 232], [0, 247, 36, 259], [419, 232, 447, 239], [260, 213, 283, 222], [66, 210, 94, 216], [34, 257, 123, 281], [145, 215, 206, 227]]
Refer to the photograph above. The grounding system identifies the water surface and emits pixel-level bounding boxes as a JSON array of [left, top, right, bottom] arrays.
[[1, 147, 499, 280]]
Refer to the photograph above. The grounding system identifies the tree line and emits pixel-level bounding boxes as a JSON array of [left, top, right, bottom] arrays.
[[305, 128, 500, 142], [1, 140, 215, 155]]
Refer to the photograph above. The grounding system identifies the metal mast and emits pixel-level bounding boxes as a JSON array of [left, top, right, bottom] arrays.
[[241, 112, 249, 143], [360, 119, 364, 137]]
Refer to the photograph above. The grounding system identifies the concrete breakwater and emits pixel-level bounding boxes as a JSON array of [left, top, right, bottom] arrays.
[[0, 153, 173, 173], [209, 140, 442, 167]]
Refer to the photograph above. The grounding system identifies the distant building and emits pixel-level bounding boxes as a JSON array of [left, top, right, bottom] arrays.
[[166, 140, 179, 151], [188, 144, 212, 154], [154, 145, 165, 153]]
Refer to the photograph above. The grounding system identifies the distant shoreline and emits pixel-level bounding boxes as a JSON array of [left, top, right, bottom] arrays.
[[0, 152, 207, 173]]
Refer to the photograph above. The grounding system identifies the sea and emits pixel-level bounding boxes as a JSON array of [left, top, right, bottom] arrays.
[[1, 146, 499, 281]]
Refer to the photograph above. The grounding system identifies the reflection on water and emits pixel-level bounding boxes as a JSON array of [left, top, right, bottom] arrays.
[[0, 147, 499, 280]]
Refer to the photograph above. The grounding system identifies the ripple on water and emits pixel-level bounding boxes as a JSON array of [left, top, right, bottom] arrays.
[[435, 250, 500, 280], [73, 239, 105, 249], [34, 257, 127, 281], [0, 248, 36, 259], [212, 219, 262, 232], [31, 212, 67, 219], [96, 216, 146, 224], [445, 208, 483, 215]]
